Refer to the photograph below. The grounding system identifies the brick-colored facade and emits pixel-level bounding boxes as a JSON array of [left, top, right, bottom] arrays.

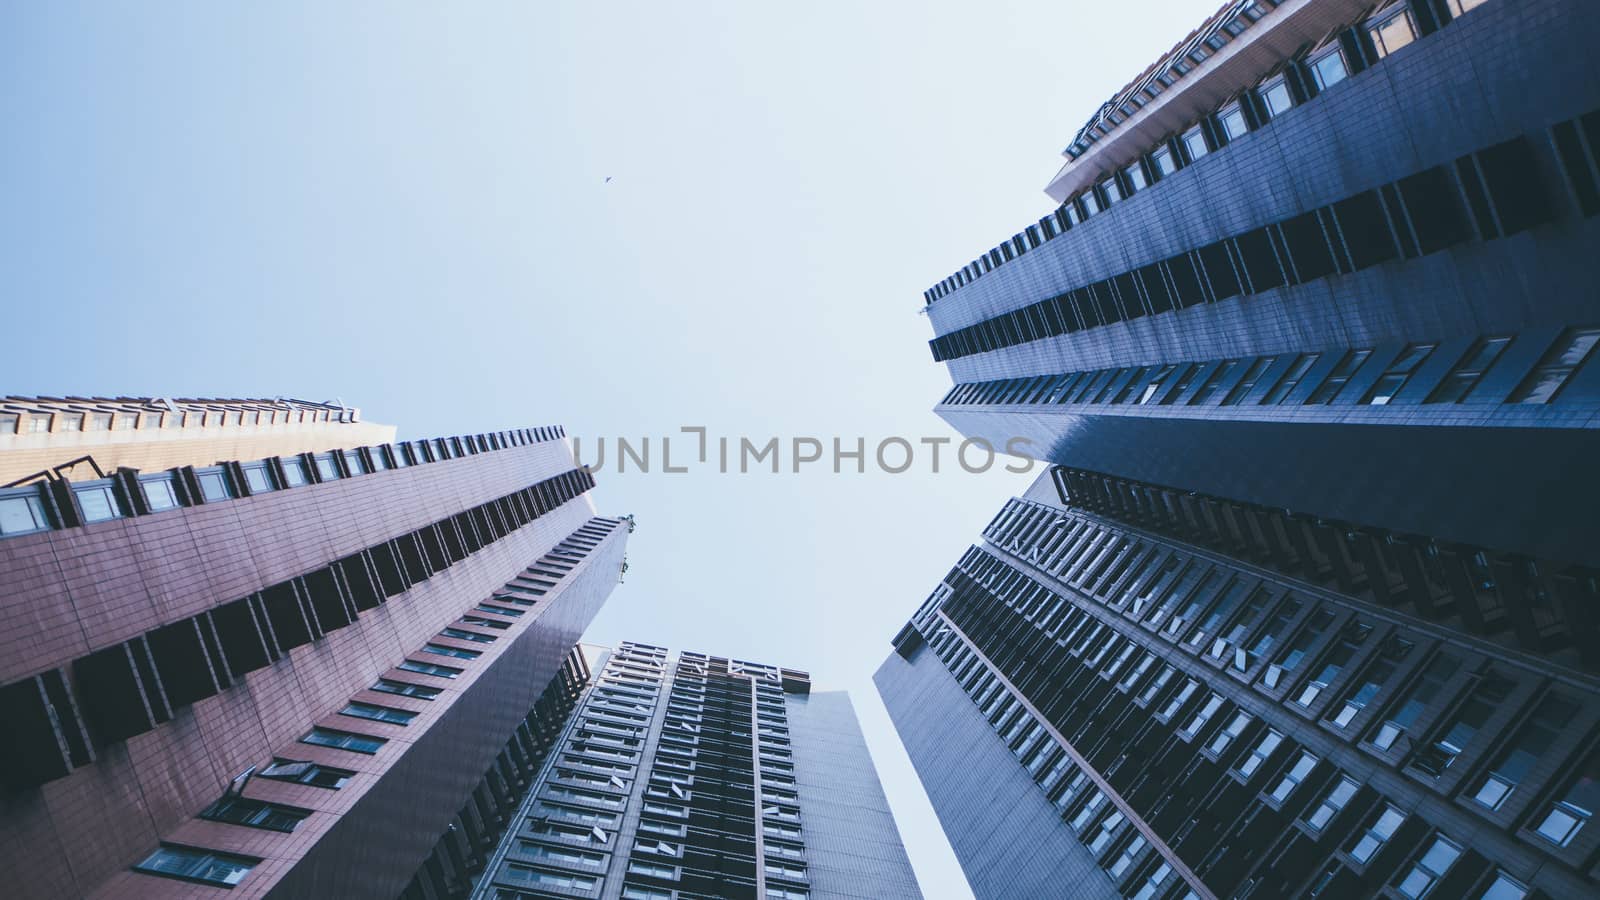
[[0, 422, 628, 899]]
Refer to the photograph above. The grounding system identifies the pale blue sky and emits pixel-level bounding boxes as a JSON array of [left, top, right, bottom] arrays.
[[0, 2, 1211, 896]]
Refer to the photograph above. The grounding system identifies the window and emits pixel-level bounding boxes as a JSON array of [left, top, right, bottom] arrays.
[[133, 846, 257, 887], [195, 468, 231, 502], [440, 626, 495, 644], [1534, 751, 1599, 846], [1507, 327, 1600, 403], [1152, 146, 1178, 178], [341, 701, 417, 725], [0, 490, 51, 536], [241, 463, 275, 494], [422, 643, 481, 660], [505, 865, 598, 891], [1258, 74, 1293, 120], [1309, 46, 1348, 91], [1181, 693, 1225, 739], [259, 759, 353, 789], [1410, 675, 1514, 778], [1349, 804, 1405, 864], [475, 603, 523, 618], [1271, 751, 1318, 802], [1209, 712, 1252, 756], [1101, 178, 1123, 206], [280, 456, 310, 487], [1396, 835, 1462, 898], [627, 860, 678, 880], [74, 483, 125, 523], [622, 887, 674, 900], [113, 413, 134, 430], [1221, 357, 1275, 404], [60, 413, 83, 432], [1130, 862, 1174, 900], [1306, 776, 1358, 831], [1189, 360, 1239, 405], [1200, 585, 1270, 657], [1364, 344, 1436, 404], [1070, 789, 1108, 832], [1473, 693, 1578, 809], [88, 412, 112, 431], [314, 454, 341, 481], [1306, 350, 1373, 404], [201, 796, 310, 832], [1080, 190, 1101, 217], [1371, 652, 1461, 750], [1263, 354, 1321, 403], [1477, 871, 1528, 900], [0, 413, 16, 434], [141, 476, 180, 512], [521, 843, 605, 869], [27, 412, 52, 432], [1330, 636, 1413, 728], [1254, 604, 1327, 684], [399, 659, 462, 678], [1181, 125, 1209, 163], [1368, 3, 1418, 59], [1087, 809, 1125, 855], [1219, 103, 1249, 141], [1124, 162, 1148, 193], [1426, 337, 1511, 403], [1139, 666, 1177, 706], [1238, 731, 1284, 777], [1446, 0, 1491, 16], [1296, 622, 1371, 707], [461, 614, 510, 630], [302, 727, 386, 754], [1136, 365, 1179, 404]]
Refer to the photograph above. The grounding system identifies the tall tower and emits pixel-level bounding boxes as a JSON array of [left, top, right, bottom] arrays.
[[923, 0, 1600, 624], [882, 0, 1600, 898], [0, 408, 629, 900], [474, 642, 922, 900]]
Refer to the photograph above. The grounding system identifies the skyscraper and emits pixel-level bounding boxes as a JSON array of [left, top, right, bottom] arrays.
[[0, 408, 629, 900], [882, 0, 1600, 897], [881, 470, 1600, 899], [474, 641, 921, 900], [923, 0, 1600, 599]]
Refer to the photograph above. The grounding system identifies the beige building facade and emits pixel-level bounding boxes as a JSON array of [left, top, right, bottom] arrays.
[[0, 396, 395, 485]]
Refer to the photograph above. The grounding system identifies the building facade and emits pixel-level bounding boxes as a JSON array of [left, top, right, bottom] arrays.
[[0, 396, 396, 485], [0, 414, 629, 900], [473, 642, 922, 900], [883, 0, 1600, 897], [922, 0, 1600, 594], [879, 472, 1600, 900]]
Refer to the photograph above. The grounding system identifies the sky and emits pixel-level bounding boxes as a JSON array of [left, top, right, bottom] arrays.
[[0, 2, 1215, 896]]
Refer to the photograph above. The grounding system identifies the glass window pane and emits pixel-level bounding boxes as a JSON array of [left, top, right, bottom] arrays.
[[197, 471, 229, 502], [76, 487, 119, 522], [1312, 50, 1348, 90], [0, 494, 48, 534], [1261, 78, 1293, 117], [1220, 105, 1248, 140]]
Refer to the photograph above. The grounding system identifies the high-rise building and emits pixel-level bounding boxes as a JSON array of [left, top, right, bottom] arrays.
[[880, 471, 1600, 900], [0, 396, 397, 486], [474, 641, 922, 900], [882, 0, 1600, 898], [922, 0, 1600, 610], [0, 411, 630, 900]]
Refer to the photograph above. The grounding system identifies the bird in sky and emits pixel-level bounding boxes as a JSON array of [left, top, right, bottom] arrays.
[[605, 176, 613, 183]]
